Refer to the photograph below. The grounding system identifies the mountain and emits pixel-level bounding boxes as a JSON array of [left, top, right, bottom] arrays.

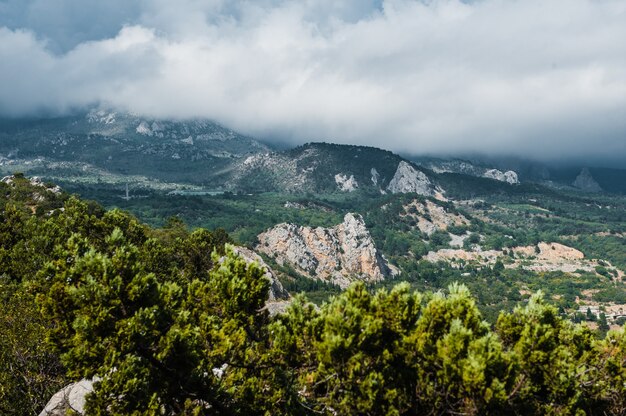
[[3, 114, 624, 196], [0, 110, 270, 187], [414, 155, 626, 194], [0, 116, 447, 195], [224, 142, 443, 195]]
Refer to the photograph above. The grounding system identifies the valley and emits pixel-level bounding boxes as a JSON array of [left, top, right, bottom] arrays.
[[2, 112, 623, 328]]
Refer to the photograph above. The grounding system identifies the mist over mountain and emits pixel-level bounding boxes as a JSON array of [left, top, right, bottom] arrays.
[[1, 110, 624, 197], [1, 0, 625, 163]]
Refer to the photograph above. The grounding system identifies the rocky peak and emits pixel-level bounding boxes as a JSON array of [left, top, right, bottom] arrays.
[[387, 161, 437, 196], [256, 213, 395, 288], [573, 168, 602, 192]]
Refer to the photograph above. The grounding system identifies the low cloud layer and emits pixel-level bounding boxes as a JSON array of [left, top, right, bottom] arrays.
[[1, 0, 625, 162]]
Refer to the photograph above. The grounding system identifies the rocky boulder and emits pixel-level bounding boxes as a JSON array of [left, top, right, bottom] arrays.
[[39, 379, 94, 416], [257, 213, 395, 288]]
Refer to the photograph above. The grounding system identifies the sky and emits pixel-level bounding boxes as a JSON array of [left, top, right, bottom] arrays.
[[0, 0, 625, 163]]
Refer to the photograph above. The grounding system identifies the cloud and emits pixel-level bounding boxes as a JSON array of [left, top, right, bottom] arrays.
[[0, 0, 625, 162]]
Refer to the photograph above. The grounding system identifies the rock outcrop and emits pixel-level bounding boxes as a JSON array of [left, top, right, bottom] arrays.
[[387, 161, 437, 196], [423, 242, 611, 275], [334, 173, 358, 192], [257, 213, 395, 288], [483, 169, 519, 184], [370, 168, 380, 186], [39, 379, 94, 416], [232, 246, 289, 301], [573, 168, 602, 192], [401, 199, 470, 236]]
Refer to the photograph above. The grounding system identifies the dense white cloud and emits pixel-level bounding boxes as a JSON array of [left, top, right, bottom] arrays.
[[0, 0, 625, 161]]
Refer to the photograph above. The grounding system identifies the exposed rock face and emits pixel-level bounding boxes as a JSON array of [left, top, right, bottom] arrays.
[[370, 168, 380, 186], [257, 213, 395, 288], [423, 242, 610, 275], [229, 148, 320, 192], [387, 161, 437, 196], [39, 379, 94, 416], [231, 246, 289, 301], [284, 200, 332, 212], [2, 175, 62, 194], [483, 169, 519, 184], [573, 168, 602, 192], [334, 173, 358, 192], [401, 199, 470, 236], [424, 160, 480, 175]]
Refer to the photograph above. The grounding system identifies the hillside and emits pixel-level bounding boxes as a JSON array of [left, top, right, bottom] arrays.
[[223, 142, 441, 194], [0, 111, 270, 187], [0, 116, 447, 197], [415, 156, 626, 195]]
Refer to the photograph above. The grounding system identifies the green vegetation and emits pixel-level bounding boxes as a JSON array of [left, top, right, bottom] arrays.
[[60, 171, 626, 319], [2, 176, 626, 415]]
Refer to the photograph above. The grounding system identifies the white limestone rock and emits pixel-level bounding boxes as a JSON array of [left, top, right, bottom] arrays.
[[370, 168, 380, 186], [387, 161, 436, 196], [257, 213, 395, 288], [136, 121, 152, 136], [483, 169, 519, 184], [39, 379, 95, 416], [334, 173, 358, 192]]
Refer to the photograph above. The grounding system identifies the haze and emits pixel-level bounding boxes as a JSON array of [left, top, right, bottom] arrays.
[[0, 0, 625, 164]]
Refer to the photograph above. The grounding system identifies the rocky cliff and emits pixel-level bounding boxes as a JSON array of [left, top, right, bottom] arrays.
[[573, 168, 602, 192], [257, 213, 395, 288], [387, 161, 439, 196]]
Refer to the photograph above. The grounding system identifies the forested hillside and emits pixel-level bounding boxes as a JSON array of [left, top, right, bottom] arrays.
[[2, 175, 626, 415]]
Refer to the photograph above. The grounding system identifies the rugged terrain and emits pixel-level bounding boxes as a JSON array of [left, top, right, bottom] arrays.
[[0, 113, 625, 324], [0, 110, 269, 188], [257, 213, 396, 288]]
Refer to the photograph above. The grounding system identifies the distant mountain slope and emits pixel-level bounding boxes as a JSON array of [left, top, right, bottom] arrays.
[[1, 115, 444, 194], [414, 157, 520, 185], [2, 113, 622, 195], [414, 156, 626, 195], [0, 110, 270, 186], [224, 142, 442, 195]]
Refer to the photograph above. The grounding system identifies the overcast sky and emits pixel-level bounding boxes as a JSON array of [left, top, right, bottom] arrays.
[[0, 0, 625, 163]]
